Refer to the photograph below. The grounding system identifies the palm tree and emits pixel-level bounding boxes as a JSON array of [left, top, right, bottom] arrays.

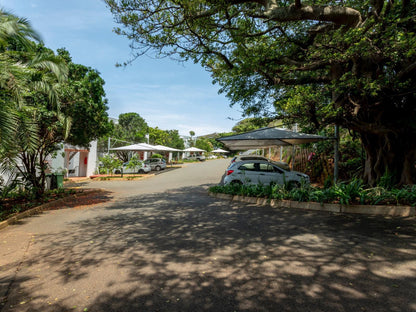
[[0, 9, 43, 149], [0, 9, 68, 196]]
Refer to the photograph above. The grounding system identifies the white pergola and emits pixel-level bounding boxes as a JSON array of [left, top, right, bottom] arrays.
[[111, 143, 183, 162], [211, 148, 229, 153]]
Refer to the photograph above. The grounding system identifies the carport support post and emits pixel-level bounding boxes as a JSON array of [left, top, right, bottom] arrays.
[[291, 144, 295, 170], [334, 124, 340, 184]]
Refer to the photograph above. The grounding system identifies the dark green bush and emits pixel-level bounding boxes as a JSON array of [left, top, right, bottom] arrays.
[[209, 180, 415, 206]]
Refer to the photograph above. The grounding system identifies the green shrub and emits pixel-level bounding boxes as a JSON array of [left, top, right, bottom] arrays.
[[209, 180, 415, 206]]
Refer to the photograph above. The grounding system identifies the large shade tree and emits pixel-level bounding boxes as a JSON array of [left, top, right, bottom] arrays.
[[105, 0, 416, 185], [113, 112, 149, 143]]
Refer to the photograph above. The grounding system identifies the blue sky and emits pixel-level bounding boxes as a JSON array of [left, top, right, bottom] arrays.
[[0, 0, 244, 136]]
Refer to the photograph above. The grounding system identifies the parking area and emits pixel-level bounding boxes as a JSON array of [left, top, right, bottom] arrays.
[[1, 159, 415, 312]]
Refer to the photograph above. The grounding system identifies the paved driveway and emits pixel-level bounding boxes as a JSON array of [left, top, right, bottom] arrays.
[[1, 159, 415, 312]]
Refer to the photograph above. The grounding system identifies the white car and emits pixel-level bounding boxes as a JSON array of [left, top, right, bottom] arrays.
[[114, 161, 151, 174], [230, 155, 290, 170], [223, 160, 309, 187], [184, 154, 206, 161], [144, 158, 166, 171]]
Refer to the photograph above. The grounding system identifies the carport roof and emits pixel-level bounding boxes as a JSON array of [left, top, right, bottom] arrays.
[[217, 127, 328, 150], [110, 143, 157, 151]]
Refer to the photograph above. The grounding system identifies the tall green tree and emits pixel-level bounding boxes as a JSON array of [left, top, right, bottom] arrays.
[[106, 0, 416, 186], [0, 10, 70, 196], [9, 45, 69, 197], [57, 48, 113, 147], [165, 129, 185, 150], [113, 112, 149, 143], [195, 137, 213, 152], [148, 126, 168, 145]]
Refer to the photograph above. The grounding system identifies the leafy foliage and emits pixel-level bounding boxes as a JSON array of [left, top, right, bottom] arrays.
[[210, 181, 416, 206], [57, 48, 113, 147], [99, 154, 122, 174], [232, 117, 273, 133], [0, 11, 111, 197], [195, 137, 213, 152], [105, 0, 416, 186], [113, 112, 148, 144]]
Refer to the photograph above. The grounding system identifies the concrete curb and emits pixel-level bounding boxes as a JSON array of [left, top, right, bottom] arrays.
[[208, 192, 415, 217], [0, 189, 107, 231]]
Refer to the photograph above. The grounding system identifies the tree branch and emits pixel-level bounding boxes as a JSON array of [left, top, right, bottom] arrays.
[[397, 61, 416, 80], [263, 3, 362, 27]]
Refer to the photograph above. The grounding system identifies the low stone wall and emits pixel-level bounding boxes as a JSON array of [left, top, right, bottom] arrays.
[[209, 192, 415, 217]]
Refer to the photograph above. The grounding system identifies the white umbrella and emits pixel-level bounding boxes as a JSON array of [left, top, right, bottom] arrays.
[[153, 145, 182, 152], [183, 147, 206, 152], [211, 148, 229, 153], [110, 143, 157, 151]]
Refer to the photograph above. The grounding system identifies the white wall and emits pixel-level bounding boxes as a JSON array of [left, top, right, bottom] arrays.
[[87, 140, 97, 176]]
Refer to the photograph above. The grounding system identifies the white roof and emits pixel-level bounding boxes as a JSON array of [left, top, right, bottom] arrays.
[[211, 148, 229, 153], [110, 143, 182, 152], [110, 143, 157, 151], [183, 147, 206, 152], [153, 145, 182, 152]]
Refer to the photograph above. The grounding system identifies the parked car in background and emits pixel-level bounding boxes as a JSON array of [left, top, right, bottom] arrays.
[[230, 155, 290, 171], [144, 158, 166, 171], [224, 160, 309, 187], [184, 154, 206, 161], [114, 161, 151, 174]]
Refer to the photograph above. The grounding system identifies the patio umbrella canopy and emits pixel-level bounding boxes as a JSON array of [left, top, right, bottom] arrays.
[[211, 148, 229, 153], [183, 147, 206, 152], [217, 127, 328, 150], [152, 145, 182, 152], [110, 143, 157, 151]]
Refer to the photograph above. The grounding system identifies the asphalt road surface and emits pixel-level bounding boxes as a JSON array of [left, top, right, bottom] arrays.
[[1, 159, 415, 312]]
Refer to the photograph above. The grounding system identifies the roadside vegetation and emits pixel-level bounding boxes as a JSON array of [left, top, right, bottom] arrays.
[[210, 180, 416, 207], [0, 10, 112, 199], [0, 187, 80, 222]]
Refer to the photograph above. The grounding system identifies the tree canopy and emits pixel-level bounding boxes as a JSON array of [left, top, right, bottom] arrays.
[[0, 10, 112, 196], [57, 48, 113, 147], [232, 117, 273, 133], [106, 0, 416, 185], [113, 112, 149, 144]]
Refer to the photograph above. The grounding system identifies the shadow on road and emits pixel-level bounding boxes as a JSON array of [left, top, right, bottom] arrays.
[[3, 185, 416, 312]]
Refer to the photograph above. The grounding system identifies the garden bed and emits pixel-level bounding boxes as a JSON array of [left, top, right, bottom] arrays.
[[0, 188, 112, 225], [209, 192, 415, 217], [209, 181, 416, 217]]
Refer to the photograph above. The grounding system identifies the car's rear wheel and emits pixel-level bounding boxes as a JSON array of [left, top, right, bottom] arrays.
[[231, 180, 243, 185], [138, 169, 144, 174], [287, 181, 300, 189], [155, 165, 161, 171], [114, 169, 121, 174]]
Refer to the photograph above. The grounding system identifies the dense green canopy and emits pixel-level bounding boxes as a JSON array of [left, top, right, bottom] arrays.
[[106, 0, 416, 185], [0, 10, 112, 196]]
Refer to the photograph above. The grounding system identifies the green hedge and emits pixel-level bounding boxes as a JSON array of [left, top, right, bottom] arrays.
[[209, 180, 416, 206]]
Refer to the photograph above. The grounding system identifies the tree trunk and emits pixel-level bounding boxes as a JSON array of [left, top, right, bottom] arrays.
[[360, 131, 416, 186]]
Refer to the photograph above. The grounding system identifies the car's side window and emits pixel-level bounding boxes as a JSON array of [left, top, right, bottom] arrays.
[[259, 163, 274, 172], [238, 163, 256, 171], [273, 165, 283, 174]]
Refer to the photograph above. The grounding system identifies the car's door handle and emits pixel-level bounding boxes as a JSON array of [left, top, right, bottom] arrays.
[[259, 173, 265, 175]]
